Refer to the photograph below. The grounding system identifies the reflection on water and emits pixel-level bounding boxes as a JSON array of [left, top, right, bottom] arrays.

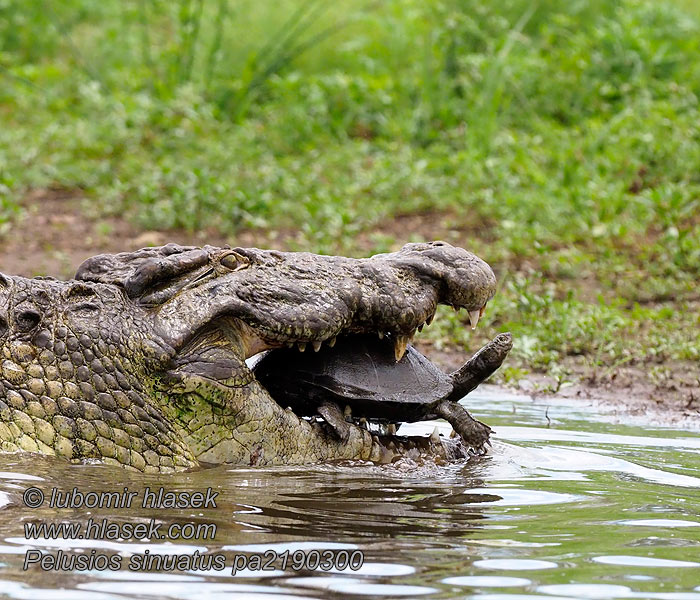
[[0, 388, 699, 599]]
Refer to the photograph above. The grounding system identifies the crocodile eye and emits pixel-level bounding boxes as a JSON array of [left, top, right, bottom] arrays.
[[16, 309, 41, 332], [220, 251, 250, 272]]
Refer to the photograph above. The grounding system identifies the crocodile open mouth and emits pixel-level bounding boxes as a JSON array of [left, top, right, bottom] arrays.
[[252, 332, 451, 424], [249, 312, 511, 454], [248, 293, 486, 413]]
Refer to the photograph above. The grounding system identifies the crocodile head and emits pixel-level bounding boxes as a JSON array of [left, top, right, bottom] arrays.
[[0, 242, 498, 472]]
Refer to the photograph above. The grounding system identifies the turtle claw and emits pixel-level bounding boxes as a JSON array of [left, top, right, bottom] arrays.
[[469, 444, 489, 457], [434, 400, 492, 451]]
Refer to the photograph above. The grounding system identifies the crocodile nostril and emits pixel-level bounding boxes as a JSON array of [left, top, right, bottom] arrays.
[[16, 309, 41, 332]]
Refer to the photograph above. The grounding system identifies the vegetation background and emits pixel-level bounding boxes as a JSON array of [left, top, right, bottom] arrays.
[[0, 0, 698, 412]]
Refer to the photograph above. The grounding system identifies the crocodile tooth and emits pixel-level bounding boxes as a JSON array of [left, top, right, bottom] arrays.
[[359, 417, 368, 430], [378, 331, 384, 340], [430, 426, 441, 443], [450, 429, 457, 439], [328, 336, 337, 348], [387, 423, 397, 435], [312, 341, 322, 352], [468, 309, 480, 330], [388, 441, 396, 451], [394, 335, 409, 362], [426, 313, 434, 326], [286, 342, 295, 348], [344, 405, 352, 420], [298, 342, 307, 352]]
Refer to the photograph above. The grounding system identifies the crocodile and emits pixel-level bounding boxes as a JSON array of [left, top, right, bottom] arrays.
[[0, 241, 508, 472]]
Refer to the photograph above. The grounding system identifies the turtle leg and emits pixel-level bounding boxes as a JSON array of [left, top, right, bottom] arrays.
[[318, 402, 352, 444], [434, 400, 492, 453]]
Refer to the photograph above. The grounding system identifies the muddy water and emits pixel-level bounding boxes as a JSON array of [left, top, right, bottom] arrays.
[[0, 389, 699, 600]]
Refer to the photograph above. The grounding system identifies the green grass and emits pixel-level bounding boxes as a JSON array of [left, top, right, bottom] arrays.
[[0, 0, 698, 385]]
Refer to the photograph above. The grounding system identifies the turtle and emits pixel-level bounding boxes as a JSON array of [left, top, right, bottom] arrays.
[[253, 332, 513, 452]]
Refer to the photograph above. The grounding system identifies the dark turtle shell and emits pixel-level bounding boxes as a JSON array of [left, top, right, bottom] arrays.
[[253, 335, 452, 422]]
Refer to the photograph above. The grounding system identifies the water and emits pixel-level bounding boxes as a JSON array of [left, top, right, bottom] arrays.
[[0, 388, 699, 600]]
